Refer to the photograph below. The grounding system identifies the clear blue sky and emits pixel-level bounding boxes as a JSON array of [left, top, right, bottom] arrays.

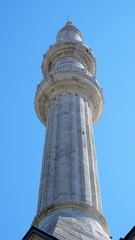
[[0, 1, 135, 239]]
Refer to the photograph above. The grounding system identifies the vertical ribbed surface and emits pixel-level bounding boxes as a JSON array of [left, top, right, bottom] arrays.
[[85, 101, 102, 212], [37, 93, 102, 214], [70, 94, 80, 201]]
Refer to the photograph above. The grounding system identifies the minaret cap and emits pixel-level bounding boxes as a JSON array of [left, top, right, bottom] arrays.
[[56, 20, 83, 43]]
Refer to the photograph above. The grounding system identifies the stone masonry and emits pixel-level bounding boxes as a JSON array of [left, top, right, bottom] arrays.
[[33, 20, 110, 240]]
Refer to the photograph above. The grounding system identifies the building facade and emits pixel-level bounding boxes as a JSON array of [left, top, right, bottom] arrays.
[[23, 21, 110, 240]]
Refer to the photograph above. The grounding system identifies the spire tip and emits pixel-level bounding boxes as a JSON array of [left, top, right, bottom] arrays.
[[66, 16, 73, 26]]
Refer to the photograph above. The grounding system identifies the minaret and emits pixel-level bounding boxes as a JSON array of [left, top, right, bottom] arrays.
[[32, 21, 110, 240]]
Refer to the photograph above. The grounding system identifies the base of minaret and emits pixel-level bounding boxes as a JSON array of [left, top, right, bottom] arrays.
[[33, 202, 110, 240]]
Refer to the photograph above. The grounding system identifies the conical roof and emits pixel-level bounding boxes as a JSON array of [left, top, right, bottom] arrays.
[[56, 20, 83, 43]]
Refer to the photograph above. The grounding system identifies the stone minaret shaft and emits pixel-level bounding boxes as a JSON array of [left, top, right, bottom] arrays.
[[38, 94, 101, 212], [34, 20, 110, 240]]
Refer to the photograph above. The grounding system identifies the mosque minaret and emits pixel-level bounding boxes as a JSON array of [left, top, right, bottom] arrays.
[[23, 20, 110, 240]]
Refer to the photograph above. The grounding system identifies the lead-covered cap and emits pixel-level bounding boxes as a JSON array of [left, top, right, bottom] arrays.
[[56, 20, 83, 43]]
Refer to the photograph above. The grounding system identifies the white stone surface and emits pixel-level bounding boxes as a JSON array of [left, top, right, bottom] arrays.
[[37, 94, 101, 213], [34, 21, 110, 239], [34, 204, 110, 240]]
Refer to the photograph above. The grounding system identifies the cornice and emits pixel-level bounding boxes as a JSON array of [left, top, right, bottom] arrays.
[[42, 41, 96, 76], [34, 71, 104, 126], [33, 201, 109, 236]]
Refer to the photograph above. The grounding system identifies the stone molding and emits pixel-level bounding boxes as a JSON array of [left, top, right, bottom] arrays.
[[42, 41, 96, 76], [43, 65, 94, 79], [34, 72, 104, 126], [33, 201, 109, 236], [49, 39, 91, 52]]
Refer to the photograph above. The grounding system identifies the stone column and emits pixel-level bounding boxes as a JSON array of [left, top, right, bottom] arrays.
[[33, 20, 110, 240], [37, 93, 101, 214]]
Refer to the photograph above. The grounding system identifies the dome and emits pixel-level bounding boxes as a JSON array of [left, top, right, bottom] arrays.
[[56, 20, 83, 43]]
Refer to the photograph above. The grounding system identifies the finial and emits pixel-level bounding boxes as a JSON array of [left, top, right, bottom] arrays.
[[66, 17, 73, 26]]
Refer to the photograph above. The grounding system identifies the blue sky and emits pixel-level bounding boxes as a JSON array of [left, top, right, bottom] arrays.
[[0, 1, 135, 239]]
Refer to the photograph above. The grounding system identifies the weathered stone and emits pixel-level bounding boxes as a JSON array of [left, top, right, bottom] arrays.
[[33, 20, 110, 240]]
